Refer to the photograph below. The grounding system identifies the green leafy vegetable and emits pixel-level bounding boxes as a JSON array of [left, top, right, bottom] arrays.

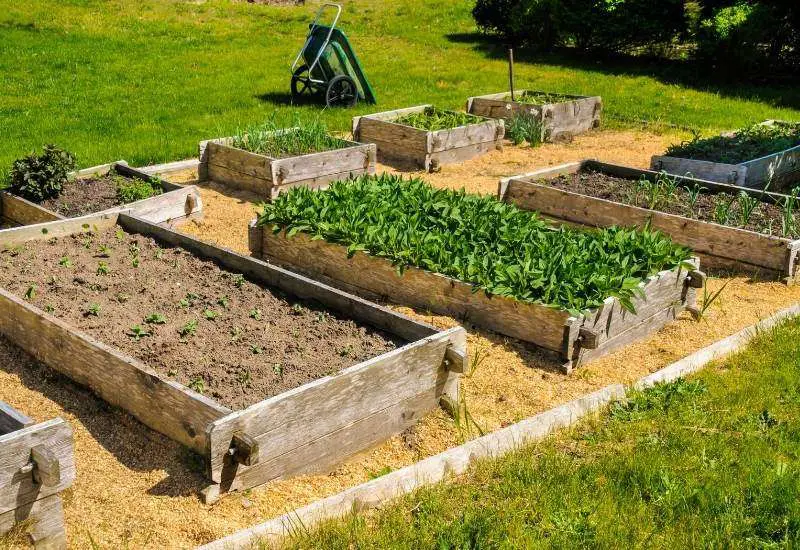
[[393, 107, 482, 131]]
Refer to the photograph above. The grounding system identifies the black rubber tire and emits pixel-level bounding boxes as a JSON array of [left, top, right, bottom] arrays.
[[325, 75, 358, 108], [290, 65, 313, 99]]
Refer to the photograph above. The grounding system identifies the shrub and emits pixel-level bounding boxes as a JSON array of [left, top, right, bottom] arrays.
[[9, 145, 76, 202]]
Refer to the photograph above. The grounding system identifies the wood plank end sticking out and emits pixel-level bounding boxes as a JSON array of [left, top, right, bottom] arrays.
[[0, 494, 67, 550], [0, 401, 34, 435], [0, 418, 74, 516], [206, 329, 460, 488]]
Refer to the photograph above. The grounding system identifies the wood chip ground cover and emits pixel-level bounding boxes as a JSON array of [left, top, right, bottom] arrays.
[[0, 227, 399, 410], [392, 107, 483, 131], [542, 169, 800, 238], [257, 174, 692, 314], [37, 171, 162, 218], [665, 122, 800, 164]]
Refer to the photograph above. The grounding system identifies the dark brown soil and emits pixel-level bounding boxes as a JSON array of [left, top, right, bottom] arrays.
[[0, 228, 400, 410], [542, 170, 798, 238], [38, 175, 146, 217]]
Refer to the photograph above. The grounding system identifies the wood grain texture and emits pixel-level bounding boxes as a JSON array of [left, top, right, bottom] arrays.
[[651, 155, 745, 187], [0, 494, 67, 550], [207, 328, 461, 484], [0, 419, 74, 515], [0, 401, 34, 435], [500, 163, 794, 276], [0, 193, 62, 226]]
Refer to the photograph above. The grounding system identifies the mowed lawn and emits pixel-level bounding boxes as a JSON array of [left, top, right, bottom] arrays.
[[2, 0, 800, 170], [284, 318, 800, 548]]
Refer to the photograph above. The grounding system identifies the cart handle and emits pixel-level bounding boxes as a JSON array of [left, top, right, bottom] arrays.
[[290, 3, 342, 76]]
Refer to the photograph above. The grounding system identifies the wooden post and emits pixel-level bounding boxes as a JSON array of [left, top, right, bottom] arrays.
[[508, 48, 515, 102]]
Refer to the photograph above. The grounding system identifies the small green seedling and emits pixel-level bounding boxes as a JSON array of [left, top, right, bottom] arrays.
[[97, 244, 112, 258], [115, 229, 125, 241], [85, 303, 100, 317], [58, 256, 72, 267], [178, 319, 198, 337], [116, 293, 130, 303], [233, 274, 245, 288], [96, 261, 110, 275], [291, 303, 303, 315], [128, 324, 150, 341], [203, 309, 218, 321], [249, 308, 262, 320], [250, 345, 262, 355], [237, 368, 253, 387], [24, 285, 36, 301], [44, 304, 55, 313], [272, 364, 284, 378], [217, 295, 229, 309], [132, 257, 140, 268], [144, 312, 167, 325], [188, 377, 205, 394], [339, 344, 354, 357]]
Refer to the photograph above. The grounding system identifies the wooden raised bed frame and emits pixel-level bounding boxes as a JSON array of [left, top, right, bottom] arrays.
[[651, 120, 800, 191], [466, 91, 602, 143], [500, 160, 800, 282], [248, 221, 701, 373], [352, 105, 505, 172], [198, 132, 376, 199], [0, 162, 202, 228], [1, 401, 75, 549], [0, 213, 465, 504]]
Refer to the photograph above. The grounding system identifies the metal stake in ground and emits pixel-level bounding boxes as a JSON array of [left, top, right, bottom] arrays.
[[508, 48, 515, 102]]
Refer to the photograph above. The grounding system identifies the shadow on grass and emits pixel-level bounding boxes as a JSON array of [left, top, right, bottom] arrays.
[[445, 33, 800, 112], [254, 91, 323, 107]]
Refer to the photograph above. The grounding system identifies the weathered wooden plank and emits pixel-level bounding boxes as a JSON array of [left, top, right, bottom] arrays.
[[651, 155, 746, 187], [207, 163, 271, 195], [118, 214, 441, 344], [429, 120, 503, 153], [0, 401, 34, 435], [270, 143, 375, 185], [206, 329, 460, 483], [206, 142, 270, 180], [121, 186, 203, 224], [428, 139, 503, 171], [355, 117, 430, 152], [0, 419, 74, 515], [259, 230, 572, 352], [0, 193, 62, 226], [0, 494, 66, 550], [501, 170, 791, 273], [135, 158, 200, 177], [0, 286, 229, 453], [0, 212, 121, 249], [743, 144, 800, 190]]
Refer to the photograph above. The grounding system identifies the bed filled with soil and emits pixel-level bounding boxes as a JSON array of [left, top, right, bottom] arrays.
[[37, 173, 161, 217], [0, 227, 400, 410], [539, 169, 799, 238]]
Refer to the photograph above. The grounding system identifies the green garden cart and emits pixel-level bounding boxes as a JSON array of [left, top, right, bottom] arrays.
[[290, 3, 377, 108]]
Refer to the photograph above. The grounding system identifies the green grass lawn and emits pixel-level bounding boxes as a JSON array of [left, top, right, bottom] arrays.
[[283, 317, 800, 548], [2, 0, 800, 170]]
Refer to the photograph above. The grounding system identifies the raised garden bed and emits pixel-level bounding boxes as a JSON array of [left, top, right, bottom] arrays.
[[500, 160, 800, 282], [652, 120, 800, 190], [0, 212, 465, 503], [352, 105, 504, 172], [198, 129, 376, 199], [1, 162, 202, 228], [466, 90, 602, 143], [1, 400, 74, 550], [249, 175, 702, 373]]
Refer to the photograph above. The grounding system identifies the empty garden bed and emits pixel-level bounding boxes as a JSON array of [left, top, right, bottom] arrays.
[[466, 90, 602, 142], [1, 400, 75, 550], [652, 120, 800, 190], [199, 122, 376, 199], [249, 174, 702, 373], [1, 162, 201, 228], [353, 105, 504, 171], [500, 160, 800, 281], [0, 213, 465, 503]]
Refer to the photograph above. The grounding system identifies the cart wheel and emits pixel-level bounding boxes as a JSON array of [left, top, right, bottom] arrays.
[[325, 75, 358, 108], [291, 65, 313, 99]]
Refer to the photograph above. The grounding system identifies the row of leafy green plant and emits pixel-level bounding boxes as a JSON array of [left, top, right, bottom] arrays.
[[257, 174, 692, 315], [665, 122, 800, 165], [4, 144, 161, 204], [230, 117, 349, 158], [393, 107, 483, 131], [513, 91, 572, 106], [626, 172, 800, 238]]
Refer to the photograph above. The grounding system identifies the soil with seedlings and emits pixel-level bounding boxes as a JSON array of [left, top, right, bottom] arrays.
[[541, 169, 800, 238], [38, 173, 160, 217], [0, 227, 399, 410]]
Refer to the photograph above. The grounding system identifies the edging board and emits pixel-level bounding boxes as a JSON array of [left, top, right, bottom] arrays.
[[352, 105, 505, 172], [0, 213, 464, 501], [466, 91, 602, 142], [198, 134, 376, 199], [0, 407, 75, 550], [197, 301, 800, 550], [651, 120, 800, 191], [249, 221, 699, 372], [499, 160, 800, 282], [0, 161, 202, 228]]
